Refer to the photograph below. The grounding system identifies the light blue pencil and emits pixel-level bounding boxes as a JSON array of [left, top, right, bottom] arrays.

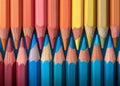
[[29, 34, 41, 86], [41, 34, 53, 86]]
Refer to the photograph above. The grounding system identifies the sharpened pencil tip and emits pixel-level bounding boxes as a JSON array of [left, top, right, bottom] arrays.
[[94, 34, 100, 45], [81, 37, 87, 50], [63, 39, 68, 50], [14, 40, 19, 49], [20, 38, 24, 48], [44, 34, 49, 47], [31, 34, 37, 49], [25, 36, 31, 49], [99, 36, 105, 48], [55, 36, 62, 53], [6, 38, 13, 52], [113, 37, 118, 48], [107, 35, 113, 48], [75, 38, 80, 50], [1, 39, 6, 50], [69, 36, 75, 49], [86, 35, 92, 48]]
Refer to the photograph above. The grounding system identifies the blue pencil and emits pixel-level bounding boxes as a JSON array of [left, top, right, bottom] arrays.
[[29, 34, 41, 86], [66, 35, 77, 86], [54, 35, 65, 86], [104, 35, 116, 86], [91, 34, 103, 86], [41, 34, 53, 86], [79, 36, 90, 86], [118, 51, 120, 86]]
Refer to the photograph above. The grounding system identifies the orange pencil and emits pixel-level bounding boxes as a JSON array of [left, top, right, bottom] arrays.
[[4, 38, 16, 86], [60, 0, 71, 50], [48, 0, 59, 49], [110, 0, 120, 47], [23, 0, 35, 49], [0, 0, 10, 50], [11, 0, 23, 49]]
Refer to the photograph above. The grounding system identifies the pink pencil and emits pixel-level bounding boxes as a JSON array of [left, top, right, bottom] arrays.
[[35, 0, 47, 49]]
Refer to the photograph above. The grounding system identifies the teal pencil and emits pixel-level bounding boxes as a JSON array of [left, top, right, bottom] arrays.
[[104, 35, 116, 86], [66, 35, 77, 86], [79, 36, 90, 86], [91, 34, 103, 86], [41, 34, 53, 86], [54, 35, 65, 86]]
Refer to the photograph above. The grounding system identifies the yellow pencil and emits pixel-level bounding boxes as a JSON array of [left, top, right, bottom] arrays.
[[84, 0, 97, 48], [97, 0, 109, 48], [72, 0, 83, 50]]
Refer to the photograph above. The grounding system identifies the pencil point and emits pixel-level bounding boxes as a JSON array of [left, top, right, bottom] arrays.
[[20, 38, 24, 48], [69, 36, 75, 49], [1, 39, 6, 50], [99, 36, 105, 48], [75, 38, 80, 50], [31, 34, 37, 49], [25, 36, 31, 49], [81, 37, 87, 50], [94, 34, 100, 45], [107, 35, 113, 48], [55, 36, 62, 53], [38, 37, 44, 50], [14, 40, 19, 49], [86, 35, 92, 48], [63, 39, 67, 50], [113, 37, 118, 48], [44, 34, 49, 47], [6, 38, 13, 52]]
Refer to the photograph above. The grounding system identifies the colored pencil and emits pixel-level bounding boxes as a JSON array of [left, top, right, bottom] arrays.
[[35, 0, 47, 50], [97, 0, 109, 48], [0, 52, 3, 86], [41, 34, 53, 86], [91, 34, 103, 86], [4, 38, 16, 86], [104, 35, 116, 86], [48, 0, 59, 49], [118, 51, 120, 86], [110, 0, 120, 47], [84, 0, 97, 48], [11, 0, 22, 49], [54, 35, 65, 86], [66, 35, 77, 86], [16, 38, 27, 86], [79, 36, 90, 86], [0, 0, 10, 50], [60, 0, 71, 50], [23, 0, 35, 49], [72, 0, 83, 50], [29, 34, 41, 86]]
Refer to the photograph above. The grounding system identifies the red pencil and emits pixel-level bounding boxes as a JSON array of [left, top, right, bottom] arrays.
[[0, 52, 3, 86], [16, 38, 27, 86], [4, 38, 16, 86]]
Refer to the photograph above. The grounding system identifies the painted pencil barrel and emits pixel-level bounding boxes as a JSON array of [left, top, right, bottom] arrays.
[[41, 61, 53, 86], [118, 62, 120, 86], [79, 61, 90, 86], [66, 62, 77, 86], [54, 62, 65, 86], [91, 60, 103, 86], [29, 60, 41, 86]]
